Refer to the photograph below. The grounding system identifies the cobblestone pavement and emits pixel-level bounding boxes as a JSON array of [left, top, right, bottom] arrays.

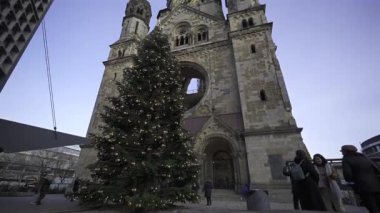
[[0, 194, 369, 213]]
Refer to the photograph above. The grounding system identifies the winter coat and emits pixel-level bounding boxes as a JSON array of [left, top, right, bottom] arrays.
[[73, 179, 80, 193], [293, 156, 326, 211], [242, 184, 249, 197], [342, 153, 380, 193], [314, 163, 343, 200], [38, 177, 51, 193], [203, 181, 212, 198]]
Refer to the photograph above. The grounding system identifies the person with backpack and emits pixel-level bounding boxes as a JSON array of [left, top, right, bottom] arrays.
[[293, 150, 326, 211]]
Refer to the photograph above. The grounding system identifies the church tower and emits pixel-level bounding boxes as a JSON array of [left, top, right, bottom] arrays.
[[157, 0, 307, 198], [226, 0, 306, 190], [77, 0, 307, 202], [75, 0, 152, 179], [226, 0, 257, 13]]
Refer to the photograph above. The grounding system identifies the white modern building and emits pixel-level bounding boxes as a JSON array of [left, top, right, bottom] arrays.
[[361, 135, 380, 157]]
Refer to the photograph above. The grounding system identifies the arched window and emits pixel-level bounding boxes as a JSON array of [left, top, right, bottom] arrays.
[[260, 90, 267, 101], [174, 23, 192, 47], [242, 19, 248, 28], [202, 32, 207, 41], [248, 18, 254, 26], [197, 31, 208, 42], [251, 44, 256, 53], [196, 26, 209, 43], [136, 8, 143, 15]]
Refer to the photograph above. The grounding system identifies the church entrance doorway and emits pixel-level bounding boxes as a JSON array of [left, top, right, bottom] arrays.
[[213, 151, 234, 189], [203, 137, 235, 190]]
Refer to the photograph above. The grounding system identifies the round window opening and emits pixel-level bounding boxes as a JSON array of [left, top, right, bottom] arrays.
[[180, 62, 208, 110]]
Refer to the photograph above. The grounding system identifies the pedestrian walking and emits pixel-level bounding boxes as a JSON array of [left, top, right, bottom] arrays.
[[341, 145, 380, 213], [241, 183, 249, 200], [313, 153, 345, 212], [64, 183, 73, 201], [73, 178, 80, 194], [283, 161, 300, 210], [65, 178, 80, 201], [292, 150, 326, 211], [30, 171, 52, 205], [202, 180, 213, 206]]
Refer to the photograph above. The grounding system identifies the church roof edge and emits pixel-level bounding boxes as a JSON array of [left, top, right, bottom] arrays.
[[227, 4, 266, 17]]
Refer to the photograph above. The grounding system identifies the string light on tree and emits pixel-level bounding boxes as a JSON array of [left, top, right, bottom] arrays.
[[78, 28, 199, 211]]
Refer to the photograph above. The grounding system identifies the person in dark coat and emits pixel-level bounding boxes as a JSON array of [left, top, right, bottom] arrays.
[[293, 150, 326, 211], [341, 145, 380, 213], [202, 180, 213, 206], [69, 178, 80, 201], [241, 183, 250, 200], [283, 162, 300, 210], [73, 179, 80, 193], [31, 171, 51, 205]]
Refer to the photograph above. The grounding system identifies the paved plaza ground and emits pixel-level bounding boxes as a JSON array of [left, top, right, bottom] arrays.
[[0, 193, 369, 213]]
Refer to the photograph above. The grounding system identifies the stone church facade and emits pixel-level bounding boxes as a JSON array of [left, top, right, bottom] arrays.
[[76, 0, 307, 199]]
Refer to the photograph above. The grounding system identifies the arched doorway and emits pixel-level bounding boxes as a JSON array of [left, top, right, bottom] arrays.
[[213, 151, 234, 189], [203, 137, 235, 190]]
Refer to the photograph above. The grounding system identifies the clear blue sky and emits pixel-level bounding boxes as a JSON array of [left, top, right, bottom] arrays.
[[0, 0, 379, 158]]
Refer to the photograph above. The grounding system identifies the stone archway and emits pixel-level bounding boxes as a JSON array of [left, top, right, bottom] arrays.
[[179, 61, 208, 110], [212, 151, 234, 189], [203, 137, 235, 190]]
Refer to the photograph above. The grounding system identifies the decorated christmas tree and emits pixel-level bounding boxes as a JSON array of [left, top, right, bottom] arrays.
[[78, 28, 199, 211]]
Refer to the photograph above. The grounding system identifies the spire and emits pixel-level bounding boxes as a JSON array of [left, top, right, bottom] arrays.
[[124, 0, 152, 26], [120, 0, 152, 40]]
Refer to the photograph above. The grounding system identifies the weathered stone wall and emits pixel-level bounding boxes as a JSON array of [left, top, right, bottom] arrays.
[[230, 24, 295, 129], [244, 133, 305, 183], [75, 145, 97, 180], [77, 57, 135, 179], [173, 44, 241, 117], [120, 17, 150, 40], [228, 7, 267, 32], [86, 58, 135, 136]]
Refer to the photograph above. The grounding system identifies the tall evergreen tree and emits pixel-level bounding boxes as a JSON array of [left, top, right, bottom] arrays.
[[78, 29, 199, 211]]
